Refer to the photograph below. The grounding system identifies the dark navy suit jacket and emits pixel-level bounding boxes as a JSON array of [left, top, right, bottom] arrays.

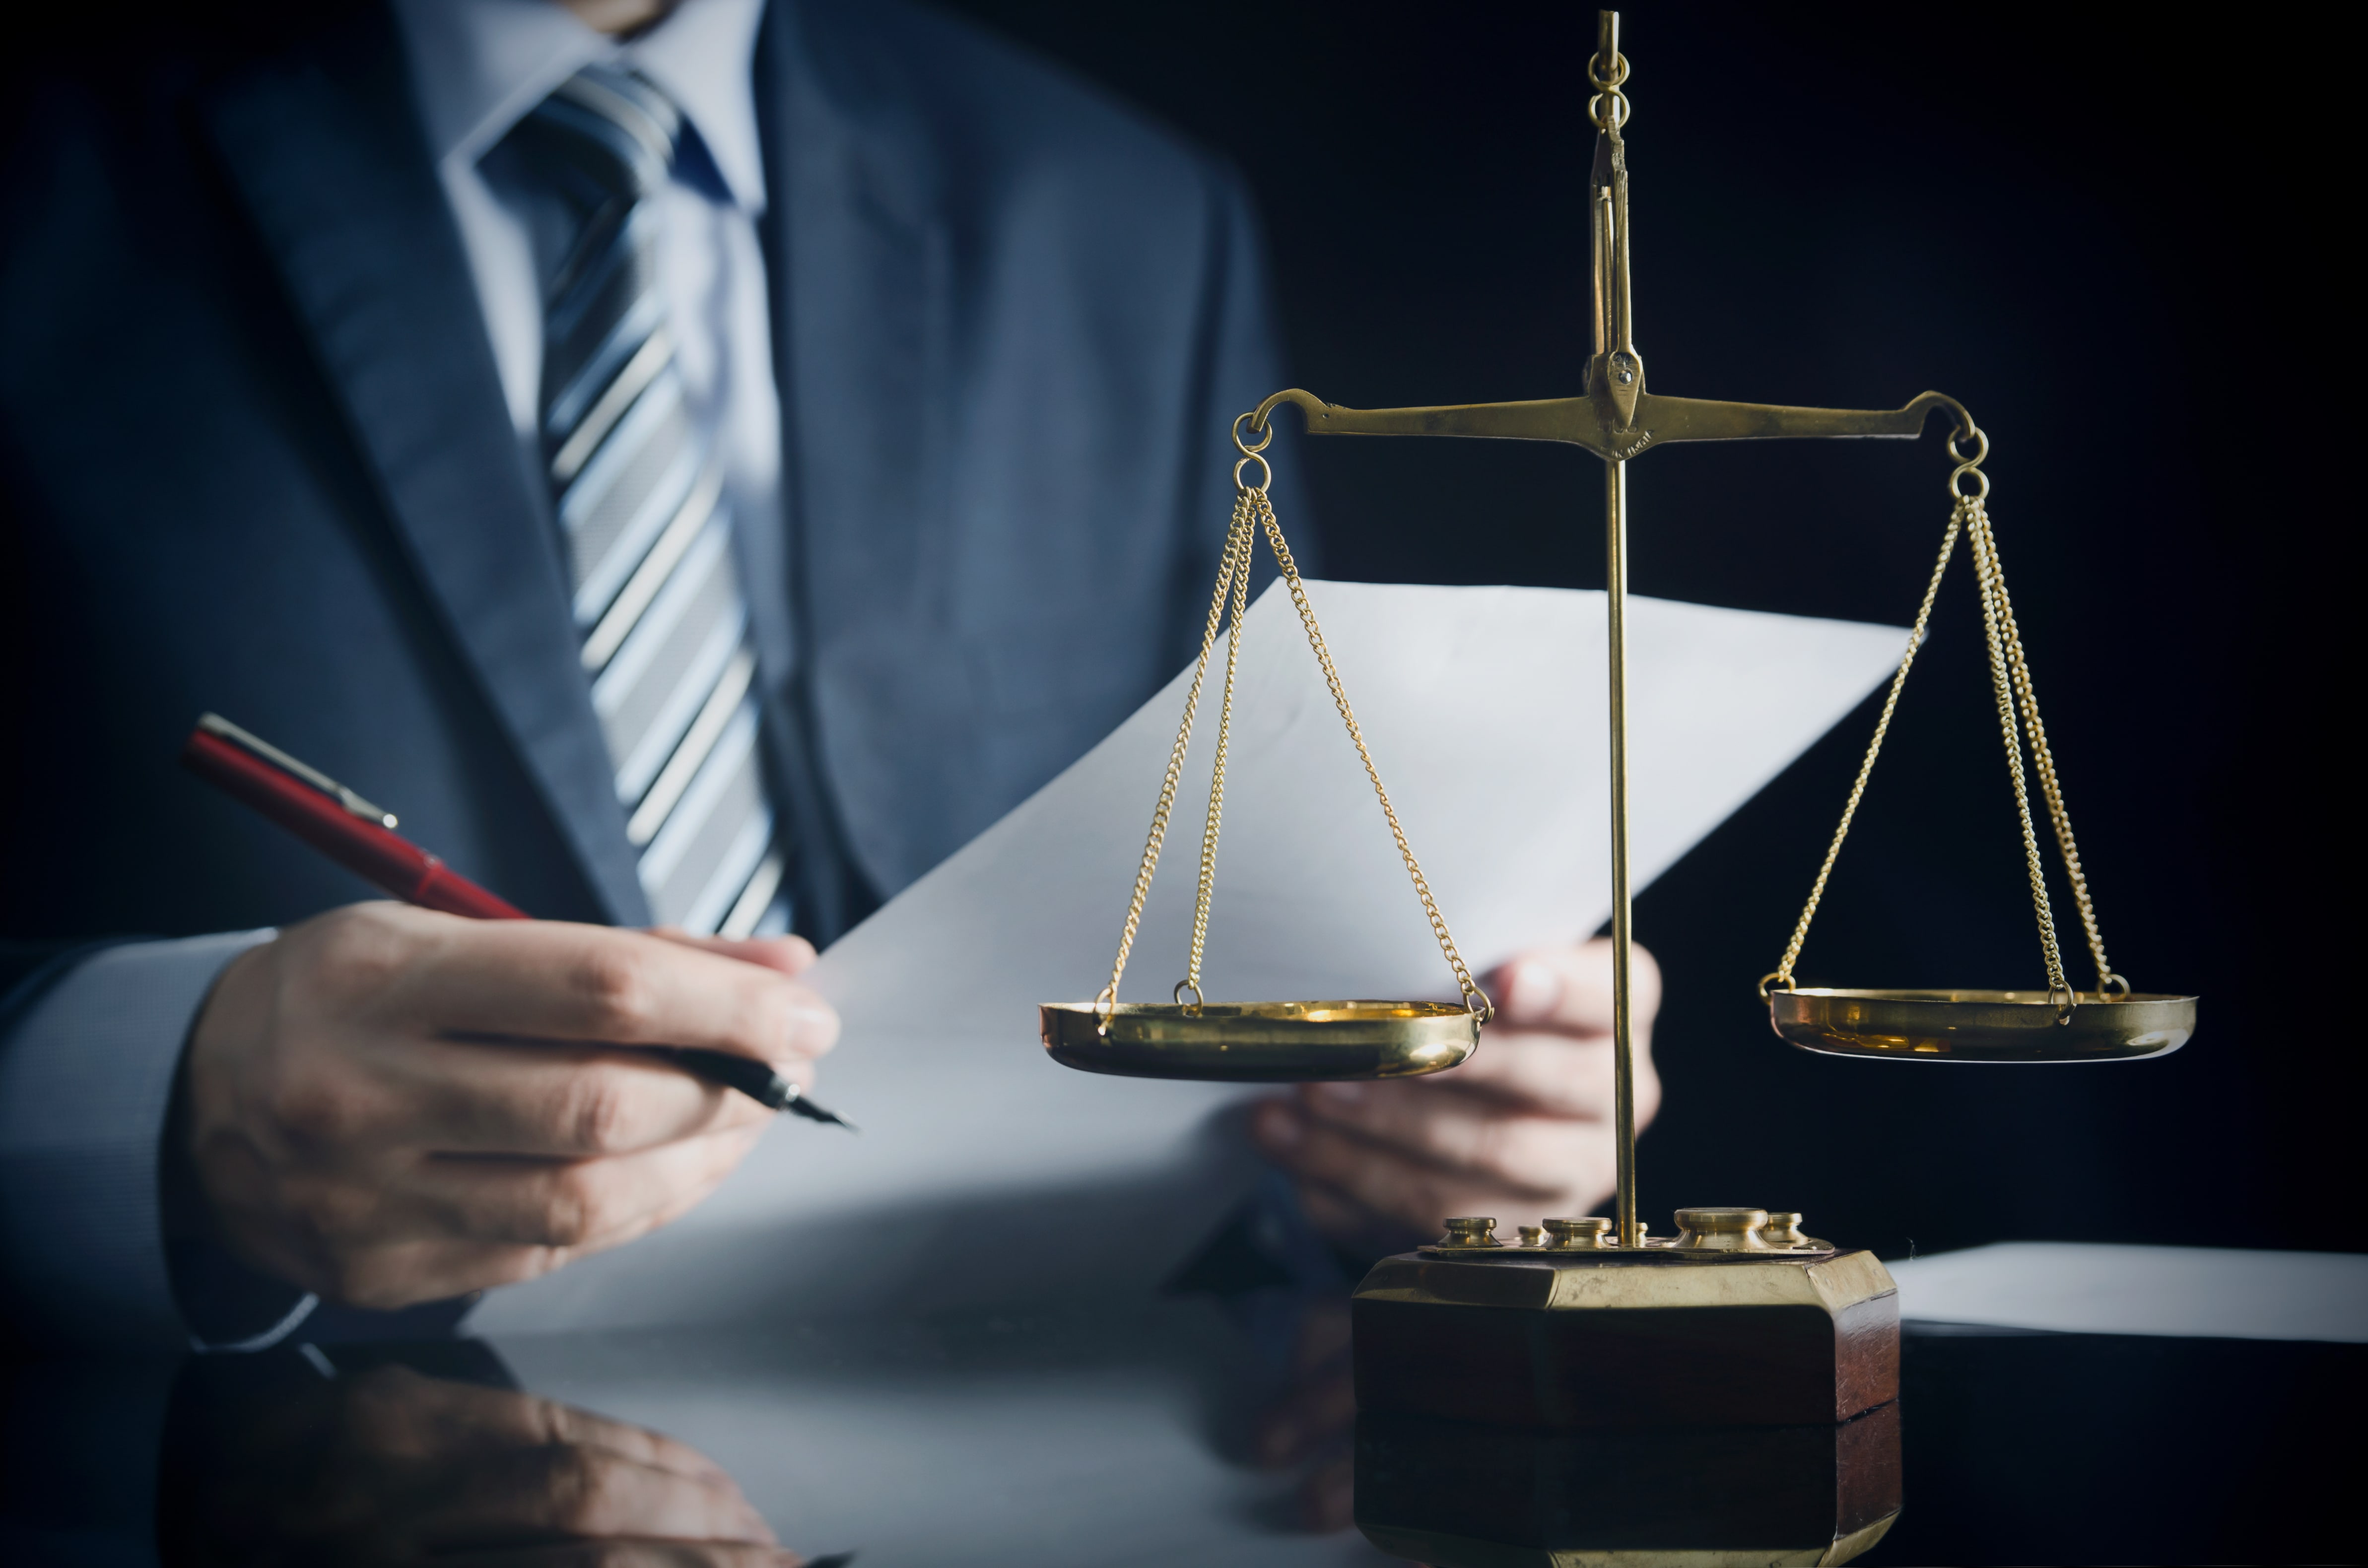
[[0, 0, 1285, 1338]]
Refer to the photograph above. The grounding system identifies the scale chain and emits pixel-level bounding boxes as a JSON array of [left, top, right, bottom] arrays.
[[1183, 493, 1257, 1002], [1095, 496, 1257, 1028], [1970, 517, 2122, 996], [1969, 499, 2075, 1013], [1099, 456, 1491, 1026], [1761, 437, 2121, 1017]]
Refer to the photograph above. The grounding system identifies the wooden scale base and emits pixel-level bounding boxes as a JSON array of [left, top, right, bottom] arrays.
[[1354, 1402, 1903, 1566], [1352, 1208, 1897, 1430]]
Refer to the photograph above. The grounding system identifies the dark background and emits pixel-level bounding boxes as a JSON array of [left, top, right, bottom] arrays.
[[939, 0, 2341, 1257]]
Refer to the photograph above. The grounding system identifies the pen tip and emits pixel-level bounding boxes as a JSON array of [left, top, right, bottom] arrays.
[[780, 1089, 857, 1132]]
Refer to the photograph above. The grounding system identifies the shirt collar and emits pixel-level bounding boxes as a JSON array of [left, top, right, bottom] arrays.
[[392, 0, 769, 214]]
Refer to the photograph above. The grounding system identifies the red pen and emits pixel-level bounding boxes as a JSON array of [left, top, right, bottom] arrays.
[[180, 713, 853, 1129]]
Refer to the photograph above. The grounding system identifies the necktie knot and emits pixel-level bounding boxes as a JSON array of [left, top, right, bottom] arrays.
[[516, 64, 682, 209]]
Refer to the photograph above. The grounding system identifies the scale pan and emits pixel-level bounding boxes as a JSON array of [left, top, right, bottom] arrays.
[[1039, 1000, 1481, 1083], [1771, 988, 2196, 1062]]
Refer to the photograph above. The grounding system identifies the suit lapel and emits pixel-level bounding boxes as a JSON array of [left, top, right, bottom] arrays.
[[201, 8, 649, 923]]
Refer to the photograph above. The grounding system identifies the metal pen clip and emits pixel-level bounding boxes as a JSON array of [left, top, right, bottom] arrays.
[[196, 712, 399, 829]]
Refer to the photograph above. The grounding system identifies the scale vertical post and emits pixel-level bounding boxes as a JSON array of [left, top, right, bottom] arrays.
[[1345, 7, 1910, 1434], [1606, 455, 1639, 1248], [1592, 6, 1642, 1251]]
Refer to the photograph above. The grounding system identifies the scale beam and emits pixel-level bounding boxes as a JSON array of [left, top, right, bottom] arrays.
[[1247, 385, 1974, 464], [1247, 4, 1971, 464]]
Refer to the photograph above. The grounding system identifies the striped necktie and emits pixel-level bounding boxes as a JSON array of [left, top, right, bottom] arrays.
[[508, 65, 788, 937]]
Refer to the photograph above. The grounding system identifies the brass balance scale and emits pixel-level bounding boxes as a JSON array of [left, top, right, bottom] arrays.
[[1039, 10, 2197, 1439]]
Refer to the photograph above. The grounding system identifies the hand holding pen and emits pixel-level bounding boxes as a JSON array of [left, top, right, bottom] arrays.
[[174, 715, 849, 1312]]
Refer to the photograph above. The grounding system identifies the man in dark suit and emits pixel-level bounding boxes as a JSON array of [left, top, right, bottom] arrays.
[[0, 0, 1655, 1347]]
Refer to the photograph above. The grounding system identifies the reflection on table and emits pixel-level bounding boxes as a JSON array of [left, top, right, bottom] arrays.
[[157, 1341, 813, 1567], [2, 1245, 2360, 1565]]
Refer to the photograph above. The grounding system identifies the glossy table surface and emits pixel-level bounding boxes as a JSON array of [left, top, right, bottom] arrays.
[[4, 1267, 2358, 1565]]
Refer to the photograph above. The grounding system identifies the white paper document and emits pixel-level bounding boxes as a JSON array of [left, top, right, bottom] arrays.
[[1890, 1242, 2368, 1342], [477, 581, 1906, 1333]]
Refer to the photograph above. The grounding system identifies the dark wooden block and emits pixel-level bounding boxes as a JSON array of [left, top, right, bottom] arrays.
[[1352, 1248, 1899, 1428], [1353, 1402, 1903, 1564]]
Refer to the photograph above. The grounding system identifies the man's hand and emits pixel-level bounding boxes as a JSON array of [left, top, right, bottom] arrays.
[[1248, 938, 1661, 1247], [183, 902, 839, 1310], [169, 1362, 794, 1565]]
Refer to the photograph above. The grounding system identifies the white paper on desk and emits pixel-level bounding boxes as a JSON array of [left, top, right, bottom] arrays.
[[1889, 1242, 2368, 1342], [475, 582, 1905, 1334]]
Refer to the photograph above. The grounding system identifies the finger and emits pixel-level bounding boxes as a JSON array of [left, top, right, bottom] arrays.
[[284, 1232, 607, 1310], [1321, 1033, 1624, 1119], [407, 1124, 767, 1249], [231, 1123, 762, 1302], [1293, 1084, 1610, 1191], [1462, 1028, 1665, 1130], [540, 1407, 743, 1489], [1251, 1101, 1613, 1233], [383, 914, 839, 1063], [342, 1370, 737, 1487], [1484, 938, 1661, 1036], [437, 1443, 778, 1547], [647, 929, 818, 980], [386, 1039, 786, 1157], [291, 1147, 753, 1310]]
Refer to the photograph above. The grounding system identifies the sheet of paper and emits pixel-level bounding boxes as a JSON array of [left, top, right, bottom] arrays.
[[476, 581, 1906, 1333], [1890, 1242, 2368, 1342]]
